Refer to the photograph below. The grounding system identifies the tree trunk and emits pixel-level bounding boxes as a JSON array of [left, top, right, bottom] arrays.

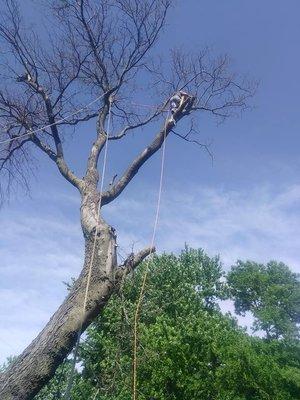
[[0, 220, 117, 400]]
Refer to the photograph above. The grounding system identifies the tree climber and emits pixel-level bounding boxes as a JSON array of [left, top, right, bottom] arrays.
[[169, 90, 190, 123]]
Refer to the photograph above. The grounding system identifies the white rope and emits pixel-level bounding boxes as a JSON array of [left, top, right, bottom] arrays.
[[132, 112, 169, 400], [64, 110, 169, 400], [0, 92, 108, 146], [64, 100, 112, 400]]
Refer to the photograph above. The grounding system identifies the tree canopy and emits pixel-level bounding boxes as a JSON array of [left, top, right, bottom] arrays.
[[0, 1, 255, 394], [228, 260, 300, 340], [28, 248, 300, 400]]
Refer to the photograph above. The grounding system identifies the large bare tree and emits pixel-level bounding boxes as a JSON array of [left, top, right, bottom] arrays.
[[0, 0, 255, 398]]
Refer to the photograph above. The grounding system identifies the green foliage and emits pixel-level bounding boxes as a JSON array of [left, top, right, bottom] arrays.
[[16, 248, 299, 399], [227, 260, 300, 339], [77, 248, 227, 399]]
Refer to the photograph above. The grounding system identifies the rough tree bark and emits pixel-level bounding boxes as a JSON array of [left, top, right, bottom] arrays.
[[0, 116, 177, 399], [0, 0, 254, 398], [0, 231, 116, 399], [0, 237, 154, 399]]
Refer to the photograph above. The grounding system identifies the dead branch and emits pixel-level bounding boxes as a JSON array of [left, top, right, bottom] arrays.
[[0, 1, 256, 398]]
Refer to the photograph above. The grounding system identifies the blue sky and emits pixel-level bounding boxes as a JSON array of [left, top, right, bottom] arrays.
[[1, 0, 300, 363]]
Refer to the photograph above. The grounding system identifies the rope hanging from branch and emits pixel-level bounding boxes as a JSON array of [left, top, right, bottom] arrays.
[[64, 97, 113, 400], [132, 112, 169, 400], [64, 103, 171, 400]]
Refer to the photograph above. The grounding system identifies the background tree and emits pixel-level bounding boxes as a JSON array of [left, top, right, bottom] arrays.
[[227, 260, 300, 339], [33, 249, 300, 400], [0, 0, 254, 398]]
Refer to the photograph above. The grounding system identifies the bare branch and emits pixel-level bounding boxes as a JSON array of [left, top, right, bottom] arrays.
[[29, 133, 82, 190], [29, 134, 56, 161], [85, 101, 110, 185], [101, 96, 194, 205], [150, 49, 257, 123], [0, 136, 31, 170], [0, 1, 256, 398], [56, 155, 84, 190], [101, 119, 171, 205], [115, 246, 155, 281], [0, 1, 255, 199], [172, 129, 214, 163], [109, 103, 167, 140], [55, 112, 98, 127]]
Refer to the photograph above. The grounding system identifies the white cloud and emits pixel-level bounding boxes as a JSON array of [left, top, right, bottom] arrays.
[[0, 202, 83, 364], [0, 183, 299, 364], [162, 185, 300, 270], [105, 184, 300, 271]]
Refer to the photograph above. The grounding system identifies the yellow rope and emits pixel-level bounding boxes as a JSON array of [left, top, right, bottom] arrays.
[[132, 114, 169, 400], [64, 99, 112, 400], [64, 103, 169, 400]]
